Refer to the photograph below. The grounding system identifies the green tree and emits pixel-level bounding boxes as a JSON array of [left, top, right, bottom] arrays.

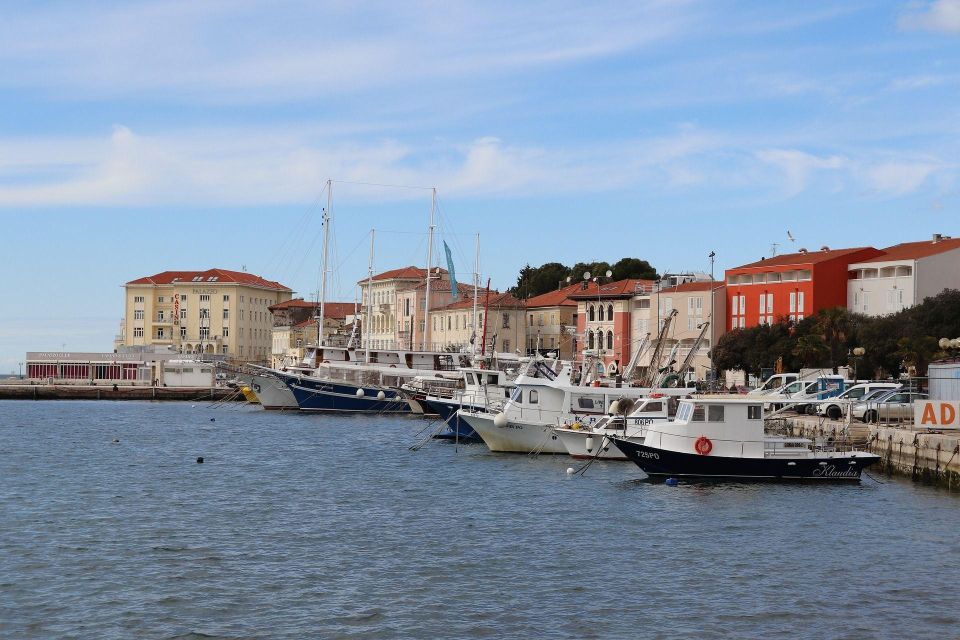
[[611, 257, 658, 281], [792, 334, 829, 367], [814, 307, 852, 373]]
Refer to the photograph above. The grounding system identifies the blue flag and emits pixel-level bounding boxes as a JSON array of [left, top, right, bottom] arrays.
[[443, 241, 458, 301]]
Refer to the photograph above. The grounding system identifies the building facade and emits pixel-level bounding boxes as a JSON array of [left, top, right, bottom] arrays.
[[650, 281, 727, 380], [119, 269, 293, 364], [725, 247, 882, 330], [523, 283, 581, 360], [430, 291, 525, 354], [571, 279, 656, 372], [847, 235, 960, 316], [268, 299, 357, 367]]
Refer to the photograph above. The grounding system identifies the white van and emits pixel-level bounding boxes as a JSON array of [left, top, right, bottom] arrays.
[[748, 373, 799, 396], [815, 382, 902, 420]]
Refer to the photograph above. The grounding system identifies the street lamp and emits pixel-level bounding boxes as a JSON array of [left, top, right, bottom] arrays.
[[851, 346, 865, 380], [18, 361, 23, 379]]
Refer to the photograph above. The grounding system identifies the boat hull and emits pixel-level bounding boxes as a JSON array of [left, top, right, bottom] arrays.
[[459, 412, 568, 454], [612, 438, 880, 481], [282, 375, 410, 413], [554, 429, 633, 460], [250, 373, 299, 410], [421, 398, 482, 440]]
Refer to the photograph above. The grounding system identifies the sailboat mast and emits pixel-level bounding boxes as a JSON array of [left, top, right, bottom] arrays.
[[365, 229, 375, 362], [318, 179, 332, 346], [422, 187, 436, 351], [472, 233, 479, 357], [481, 278, 491, 358]]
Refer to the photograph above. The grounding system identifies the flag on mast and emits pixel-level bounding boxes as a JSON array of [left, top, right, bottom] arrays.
[[443, 240, 458, 301]]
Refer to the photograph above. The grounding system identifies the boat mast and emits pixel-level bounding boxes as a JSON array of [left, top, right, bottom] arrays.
[[421, 187, 436, 351], [480, 278, 491, 358], [472, 233, 479, 357], [318, 179, 332, 346], [365, 228, 375, 362]]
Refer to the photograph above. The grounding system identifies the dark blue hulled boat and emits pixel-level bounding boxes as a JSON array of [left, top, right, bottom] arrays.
[[420, 366, 518, 441], [613, 397, 880, 481], [421, 397, 481, 440], [282, 372, 411, 413]]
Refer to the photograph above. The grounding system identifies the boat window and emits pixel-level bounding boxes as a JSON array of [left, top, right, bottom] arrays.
[[691, 404, 705, 421], [640, 401, 662, 413], [487, 374, 499, 385], [510, 387, 521, 402], [504, 388, 511, 398], [747, 405, 762, 419], [708, 405, 724, 422], [529, 390, 539, 404], [676, 403, 691, 421], [465, 373, 475, 385], [573, 394, 603, 413]]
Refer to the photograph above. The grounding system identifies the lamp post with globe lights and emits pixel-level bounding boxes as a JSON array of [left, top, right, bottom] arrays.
[[850, 347, 865, 380]]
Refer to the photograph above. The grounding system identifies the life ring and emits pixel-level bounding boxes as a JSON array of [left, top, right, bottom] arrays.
[[389, 364, 396, 368], [694, 436, 713, 456]]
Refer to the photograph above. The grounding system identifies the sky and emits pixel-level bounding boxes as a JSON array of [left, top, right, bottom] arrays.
[[1, 0, 959, 372]]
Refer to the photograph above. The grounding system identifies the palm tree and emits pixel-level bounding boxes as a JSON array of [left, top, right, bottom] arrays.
[[816, 307, 851, 373], [792, 334, 828, 368]]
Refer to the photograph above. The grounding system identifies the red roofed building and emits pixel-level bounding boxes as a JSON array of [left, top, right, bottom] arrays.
[[430, 291, 524, 354], [569, 278, 657, 371], [267, 299, 358, 367], [847, 233, 960, 316], [725, 246, 882, 331], [524, 282, 583, 360], [119, 268, 294, 364]]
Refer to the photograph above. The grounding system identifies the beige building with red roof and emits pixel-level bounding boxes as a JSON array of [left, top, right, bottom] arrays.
[[570, 278, 657, 372], [523, 282, 582, 360], [847, 234, 960, 316], [650, 280, 727, 381], [430, 291, 525, 354], [119, 268, 293, 364]]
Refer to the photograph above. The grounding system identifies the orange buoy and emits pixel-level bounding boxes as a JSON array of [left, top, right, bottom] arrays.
[[694, 436, 713, 456]]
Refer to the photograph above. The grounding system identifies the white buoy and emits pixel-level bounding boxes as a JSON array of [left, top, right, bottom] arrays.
[[585, 435, 594, 452], [566, 467, 575, 474], [355, 388, 365, 397], [377, 390, 386, 400], [493, 412, 508, 428], [608, 400, 619, 415]]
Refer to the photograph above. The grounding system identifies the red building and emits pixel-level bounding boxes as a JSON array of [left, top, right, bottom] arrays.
[[725, 246, 882, 330], [570, 278, 655, 370]]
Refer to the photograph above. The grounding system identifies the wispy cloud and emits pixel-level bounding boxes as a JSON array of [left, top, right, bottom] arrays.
[[899, 0, 960, 34]]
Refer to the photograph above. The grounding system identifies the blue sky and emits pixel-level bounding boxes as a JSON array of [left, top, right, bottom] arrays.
[[1, 0, 959, 372]]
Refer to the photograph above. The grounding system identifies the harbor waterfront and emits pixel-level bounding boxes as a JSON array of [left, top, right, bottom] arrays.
[[2, 400, 959, 639]]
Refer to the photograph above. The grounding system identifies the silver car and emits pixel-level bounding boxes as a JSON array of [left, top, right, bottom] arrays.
[[853, 389, 928, 423]]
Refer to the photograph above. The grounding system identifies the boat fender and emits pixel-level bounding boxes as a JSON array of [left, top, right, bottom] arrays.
[[356, 388, 365, 397], [493, 412, 508, 428], [389, 364, 396, 368], [694, 436, 713, 456], [377, 390, 386, 400]]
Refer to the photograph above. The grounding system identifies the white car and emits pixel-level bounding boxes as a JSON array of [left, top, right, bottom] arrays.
[[815, 382, 901, 420]]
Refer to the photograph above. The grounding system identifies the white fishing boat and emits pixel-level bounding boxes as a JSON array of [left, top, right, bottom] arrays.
[[553, 396, 672, 460]]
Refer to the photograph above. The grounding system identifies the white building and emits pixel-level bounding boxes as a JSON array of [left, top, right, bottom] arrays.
[[847, 235, 960, 316]]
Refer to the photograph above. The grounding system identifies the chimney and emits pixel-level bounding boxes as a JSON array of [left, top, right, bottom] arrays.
[[820, 245, 830, 252], [798, 248, 808, 254], [933, 233, 943, 243]]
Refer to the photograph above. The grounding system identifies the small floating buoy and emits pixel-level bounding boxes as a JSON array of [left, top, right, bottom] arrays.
[[566, 467, 575, 475], [191, 404, 196, 408], [196, 457, 204, 464], [665, 477, 678, 486], [209, 418, 215, 422], [111, 438, 120, 444]]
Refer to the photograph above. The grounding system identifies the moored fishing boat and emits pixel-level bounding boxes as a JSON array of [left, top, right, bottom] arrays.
[[553, 396, 671, 460], [611, 397, 880, 481]]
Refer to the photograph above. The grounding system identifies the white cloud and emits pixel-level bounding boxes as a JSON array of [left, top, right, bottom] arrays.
[[899, 0, 960, 34], [755, 149, 846, 196], [862, 161, 940, 195]]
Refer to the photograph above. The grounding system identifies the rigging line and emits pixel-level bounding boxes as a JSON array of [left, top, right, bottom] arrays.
[[262, 183, 328, 276], [332, 179, 436, 191]]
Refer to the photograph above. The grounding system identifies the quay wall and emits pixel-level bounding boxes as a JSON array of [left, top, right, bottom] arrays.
[[0, 383, 241, 402], [788, 416, 960, 490]]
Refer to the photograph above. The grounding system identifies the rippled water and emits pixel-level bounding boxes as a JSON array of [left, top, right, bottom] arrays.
[[1, 400, 958, 639]]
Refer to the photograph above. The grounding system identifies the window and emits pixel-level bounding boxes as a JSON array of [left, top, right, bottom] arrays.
[[156, 327, 166, 339], [134, 310, 144, 320], [797, 291, 805, 313], [180, 294, 187, 301], [691, 404, 705, 421], [529, 390, 539, 404], [221, 345, 229, 354], [502, 313, 510, 329], [448, 316, 452, 330], [134, 296, 144, 303], [200, 294, 210, 302], [529, 314, 534, 326], [157, 310, 165, 321], [223, 327, 229, 337], [598, 305, 605, 321], [606, 330, 613, 350], [588, 305, 595, 321], [789, 292, 796, 313], [708, 405, 725, 422], [158, 296, 164, 303], [180, 326, 187, 339], [641, 402, 663, 413], [223, 294, 229, 301], [180, 309, 187, 320], [133, 327, 144, 337], [759, 294, 766, 314], [587, 330, 594, 349], [502, 340, 510, 352], [766, 293, 773, 313], [747, 405, 762, 420], [607, 304, 613, 319], [200, 309, 210, 319], [200, 327, 210, 338]]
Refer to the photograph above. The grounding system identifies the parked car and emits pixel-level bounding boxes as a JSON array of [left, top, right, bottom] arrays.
[[815, 382, 902, 420], [748, 373, 799, 396], [852, 389, 928, 423], [763, 379, 818, 411]]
